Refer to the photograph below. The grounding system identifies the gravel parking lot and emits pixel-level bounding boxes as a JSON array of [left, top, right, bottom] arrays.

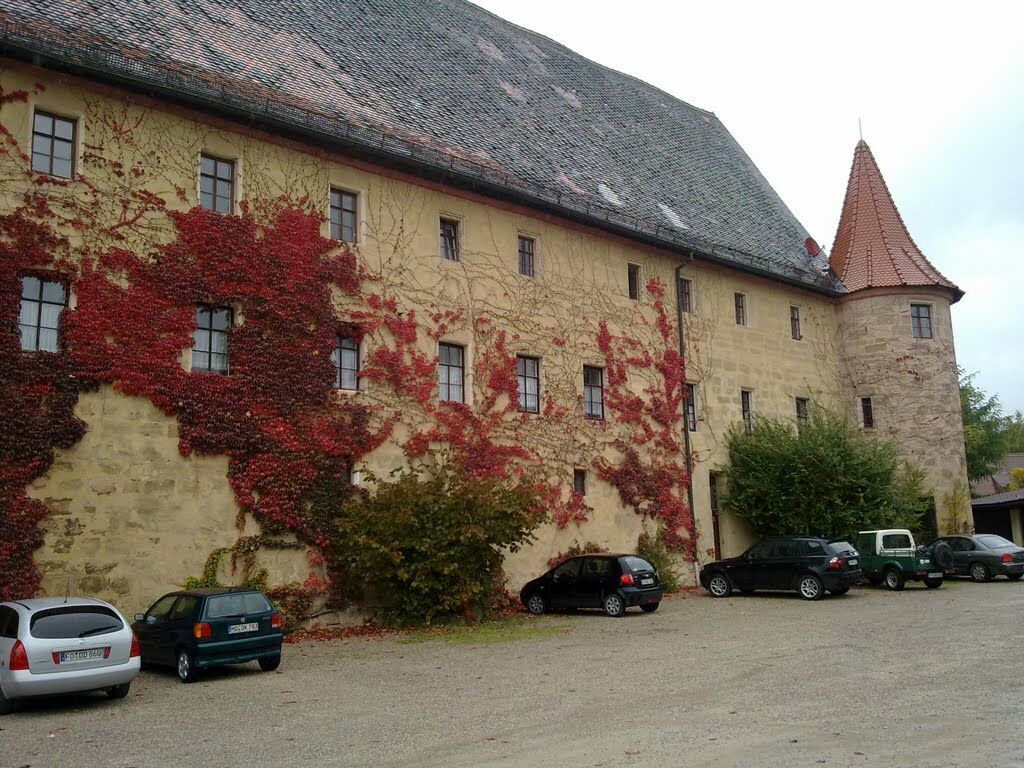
[[4, 579, 1024, 768]]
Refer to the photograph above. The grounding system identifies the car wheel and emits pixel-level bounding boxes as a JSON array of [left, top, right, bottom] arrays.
[[970, 562, 992, 583], [797, 574, 824, 600], [1007, 573, 1023, 581], [884, 568, 905, 591], [106, 683, 131, 699], [176, 648, 197, 684], [923, 577, 943, 589], [706, 573, 732, 598], [829, 586, 850, 596], [603, 593, 625, 617], [258, 655, 281, 672], [930, 541, 954, 571], [640, 602, 660, 613], [0, 686, 14, 716], [525, 593, 547, 615]]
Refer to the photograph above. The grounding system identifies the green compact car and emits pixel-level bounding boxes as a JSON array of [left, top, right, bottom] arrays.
[[855, 529, 954, 590], [132, 588, 283, 683]]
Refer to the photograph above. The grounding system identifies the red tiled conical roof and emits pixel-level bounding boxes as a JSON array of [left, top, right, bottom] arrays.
[[830, 140, 962, 301]]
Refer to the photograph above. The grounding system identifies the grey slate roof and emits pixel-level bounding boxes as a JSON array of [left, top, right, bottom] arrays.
[[0, 0, 837, 292], [971, 488, 1024, 510]]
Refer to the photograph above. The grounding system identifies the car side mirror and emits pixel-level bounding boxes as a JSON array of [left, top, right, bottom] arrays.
[[134, 613, 145, 622]]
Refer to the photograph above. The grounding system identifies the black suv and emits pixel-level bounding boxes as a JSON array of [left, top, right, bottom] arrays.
[[520, 554, 664, 617], [132, 588, 283, 683], [699, 537, 862, 601]]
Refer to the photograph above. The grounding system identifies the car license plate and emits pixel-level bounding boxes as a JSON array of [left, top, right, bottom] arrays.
[[227, 622, 259, 635], [848, 559, 858, 566], [927, 572, 942, 579], [60, 648, 104, 663], [640, 578, 654, 586]]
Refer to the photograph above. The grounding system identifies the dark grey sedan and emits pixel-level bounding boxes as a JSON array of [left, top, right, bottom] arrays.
[[929, 534, 1024, 582]]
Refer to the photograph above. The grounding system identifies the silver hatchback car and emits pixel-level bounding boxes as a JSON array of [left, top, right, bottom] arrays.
[[0, 597, 140, 714]]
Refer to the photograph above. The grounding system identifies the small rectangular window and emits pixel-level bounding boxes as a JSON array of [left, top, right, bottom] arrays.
[[329, 188, 358, 243], [795, 397, 809, 432], [199, 154, 234, 213], [573, 468, 587, 496], [516, 355, 540, 413], [861, 397, 874, 428], [790, 306, 801, 340], [440, 218, 460, 261], [685, 382, 697, 432], [517, 235, 535, 277], [741, 389, 753, 433], [910, 303, 932, 339], [19, 275, 67, 352], [438, 342, 465, 402], [31, 111, 76, 178], [332, 335, 359, 390], [627, 264, 641, 300], [583, 365, 604, 419], [191, 304, 232, 373], [735, 293, 747, 326], [679, 277, 693, 313]]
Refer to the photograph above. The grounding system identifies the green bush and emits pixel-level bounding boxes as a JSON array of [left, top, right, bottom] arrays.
[[723, 410, 928, 540], [636, 530, 682, 592], [330, 460, 544, 625]]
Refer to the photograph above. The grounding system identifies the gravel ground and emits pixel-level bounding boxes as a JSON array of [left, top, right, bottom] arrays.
[[4, 578, 1024, 768]]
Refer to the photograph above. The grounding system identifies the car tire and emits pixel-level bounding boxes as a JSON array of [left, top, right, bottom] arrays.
[[1007, 573, 1023, 581], [258, 655, 281, 672], [524, 593, 547, 615], [176, 648, 197, 684], [970, 562, 992, 583], [923, 577, 943, 589], [884, 568, 905, 591], [797, 574, 825, 600], [706, 572, 732, 598], [0, 686, 14, 716], [930, 542, 955, 571], [603, 593, 626, 617], [106, 683, 131, 699], [640, 602, 660, 613], [829, 586, 850, 596]]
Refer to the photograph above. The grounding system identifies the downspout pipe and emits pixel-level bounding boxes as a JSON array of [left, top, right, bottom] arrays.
[[675, 254, 700, 584]]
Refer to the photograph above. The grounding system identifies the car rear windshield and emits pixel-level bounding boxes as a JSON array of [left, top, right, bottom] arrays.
[[829, 541, 857, 556], [622, 556, 655, 573], [881, 534, 913, 549], [30, 606, 123, 639], [205, 592, 272, 619], [976, 534, 1015, 549]]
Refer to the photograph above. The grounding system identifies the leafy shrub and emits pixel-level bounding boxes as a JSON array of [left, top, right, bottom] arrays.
[[546, 541, 608, 569], [723, 410, 928, 540], [330, 460, 544, 625], [636, 530, 682, 592]]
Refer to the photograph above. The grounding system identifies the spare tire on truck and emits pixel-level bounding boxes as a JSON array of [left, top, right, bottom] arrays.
[[930, 541, 954, 570]]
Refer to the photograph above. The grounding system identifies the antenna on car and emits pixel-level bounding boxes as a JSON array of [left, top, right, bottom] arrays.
[[64, 575, 71, 604]]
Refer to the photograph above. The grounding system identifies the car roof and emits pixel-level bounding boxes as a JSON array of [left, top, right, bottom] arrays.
[[2, 597, 115, 612], [171, 587, 263, 598]]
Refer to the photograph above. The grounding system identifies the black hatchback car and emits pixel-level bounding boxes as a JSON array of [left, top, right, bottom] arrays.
[[699, 536, 862, 600], [520, 554, 664, 617], [132, 588, 283, 683]]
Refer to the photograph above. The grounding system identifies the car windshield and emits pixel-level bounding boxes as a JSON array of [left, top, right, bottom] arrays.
[[622, 556, 654, 572], [205, 592, 272, 619], [30, 606, 123, 639], [976, 534, 1016, 549]]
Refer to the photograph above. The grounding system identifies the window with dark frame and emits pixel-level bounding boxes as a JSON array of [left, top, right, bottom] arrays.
[[438, 342, 465, 403], [199, 154, 234, 213], [790, 306, 801, 340], [861, 397, 874, 428], [191, 304, 232, 373], [440, 218, 460, 261], [735, 293, 747, 326], [679, 277, 693, 313], [627, 264, 641, 300], [910, 303, 933, 339], [19, 275, 67, 352], [332, 335, 359, 390], [31, 111, 75, 178], [741, 389, 753, 433], [573, 468, 587, 496], [583, 365, 604, 419], [685, 382, 697, 432], [795, 397, 809, 432], [516, 355, 540, 413], [329, 188, 357, 243], [517, 235, 535, 277]]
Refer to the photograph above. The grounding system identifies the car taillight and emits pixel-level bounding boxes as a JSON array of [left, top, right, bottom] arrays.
[[270, 613, 282, 630], [827, 556, 845, 570], [620, 573, 635, 586], [1002, 553, 1014, 563], [10, 640, 29, 671], [193, 622, 212, 639], [130, 632, 141, 658]]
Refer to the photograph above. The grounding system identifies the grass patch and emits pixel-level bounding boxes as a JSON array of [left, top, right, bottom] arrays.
[[400, 616, 569, 645]]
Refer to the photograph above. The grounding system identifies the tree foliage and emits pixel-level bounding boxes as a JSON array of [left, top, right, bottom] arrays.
[[960, 370, 1010, 482], [330, 459, 544, 625], [1007, 468, 1024, 492], [723, 410, 928, 540], [1005, 412, 1024, 454]]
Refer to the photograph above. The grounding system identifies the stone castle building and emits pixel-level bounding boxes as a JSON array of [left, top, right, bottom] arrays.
[[0, 0, 969, 613]]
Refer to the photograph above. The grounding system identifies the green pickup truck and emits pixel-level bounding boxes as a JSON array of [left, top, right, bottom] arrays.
[[854, 529, 955, 590]]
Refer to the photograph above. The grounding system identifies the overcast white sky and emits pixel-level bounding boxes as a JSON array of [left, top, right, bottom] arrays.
[[474, 0, 1024, 413]]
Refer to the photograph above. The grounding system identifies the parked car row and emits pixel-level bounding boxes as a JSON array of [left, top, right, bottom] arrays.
[[0, 587, 283, 715]]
